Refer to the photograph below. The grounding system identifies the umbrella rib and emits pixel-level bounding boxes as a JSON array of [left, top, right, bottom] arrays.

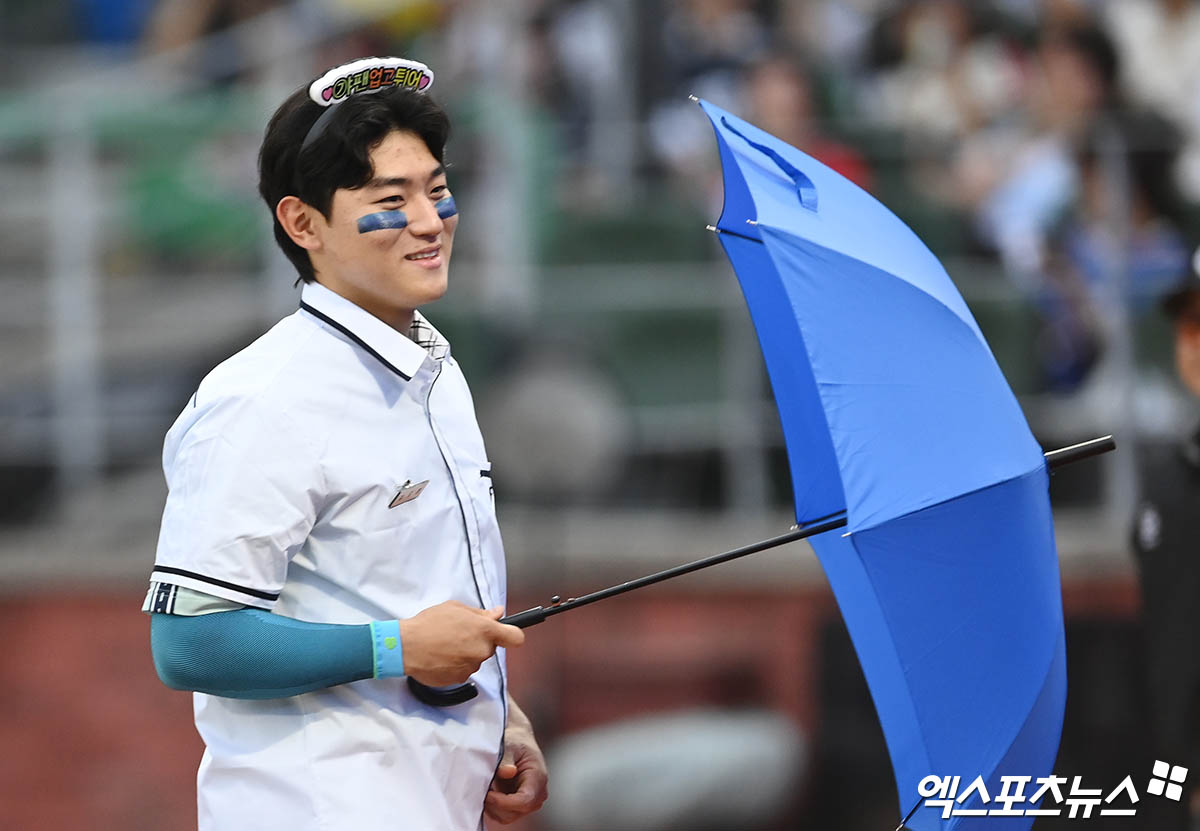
[[894, 797, 923, 831], [705, 224, 760, 244]]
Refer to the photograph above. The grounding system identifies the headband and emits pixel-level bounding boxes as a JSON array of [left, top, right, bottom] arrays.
[[301, 57, 435, 151]]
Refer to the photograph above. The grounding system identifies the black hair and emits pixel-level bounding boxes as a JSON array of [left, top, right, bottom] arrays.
[[257, 84, 451, 283], [1077, 109, 1184, 225], [1045, 23, 1120, 103]]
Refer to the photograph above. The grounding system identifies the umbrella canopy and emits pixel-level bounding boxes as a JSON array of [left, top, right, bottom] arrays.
[[700, 99, 1066, 830]]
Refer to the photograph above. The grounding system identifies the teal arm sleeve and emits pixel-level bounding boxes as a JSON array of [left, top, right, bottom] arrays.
[[150, 609, 404, 699]]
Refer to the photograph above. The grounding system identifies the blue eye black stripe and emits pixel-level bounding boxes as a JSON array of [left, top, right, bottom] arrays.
[[357, 196, 458, 235], [357, 210, 408, 233]]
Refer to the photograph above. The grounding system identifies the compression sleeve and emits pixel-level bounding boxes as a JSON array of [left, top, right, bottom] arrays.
[[150, 609, 404, 699]]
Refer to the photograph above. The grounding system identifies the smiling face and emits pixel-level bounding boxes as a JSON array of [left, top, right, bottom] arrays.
[[306, 129, 457, 330]]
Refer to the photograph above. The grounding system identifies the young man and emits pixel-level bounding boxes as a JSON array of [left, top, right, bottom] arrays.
[[144, 58, 548, 830]]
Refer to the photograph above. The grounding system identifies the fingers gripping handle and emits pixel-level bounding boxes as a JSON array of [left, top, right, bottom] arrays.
[[499, 606, 550, 628], [407, 604, 549, 708], [501, 593, 575, 628]]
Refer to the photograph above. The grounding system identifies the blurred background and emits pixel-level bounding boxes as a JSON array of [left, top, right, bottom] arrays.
[[2, 0, 1198, 828]]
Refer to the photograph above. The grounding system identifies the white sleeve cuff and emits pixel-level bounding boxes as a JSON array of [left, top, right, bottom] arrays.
[[149, 566, 279, 610]]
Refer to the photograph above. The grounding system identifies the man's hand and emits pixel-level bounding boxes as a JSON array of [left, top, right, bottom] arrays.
[[485, 699, 548, 824], [399, 602, 524, 687]]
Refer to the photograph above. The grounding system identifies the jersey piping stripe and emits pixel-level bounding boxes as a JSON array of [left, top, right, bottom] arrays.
[[151, 566, 280, 601], [299, 302, 413, 381]]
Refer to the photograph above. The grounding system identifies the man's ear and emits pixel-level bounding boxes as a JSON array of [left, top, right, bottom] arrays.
[[276, 196, 323, 252]]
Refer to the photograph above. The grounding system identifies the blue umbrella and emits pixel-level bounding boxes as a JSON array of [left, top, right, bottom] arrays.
[[697, 98, 1065, 830]]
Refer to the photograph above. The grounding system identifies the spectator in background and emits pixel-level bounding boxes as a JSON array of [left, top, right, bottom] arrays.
[[656, 0, 768, 101], [856, 0, 1029, 242], [1036, 112, 1190, 390], [744, 53, 873, 191], [969, 23, 1120, 277], [1062, 112, 1189, 309], [142, 0, 284, 86], [532, 0, 625, 202], [776, 0, 894, 73], [957, 16, 1193, 393], [647, 0, 768, 191], [1105, 0, 1200, 202], [1131, 246, 1200, 830], [859, 1, 1026, 146]]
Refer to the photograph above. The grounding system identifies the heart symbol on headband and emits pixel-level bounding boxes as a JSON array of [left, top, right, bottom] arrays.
[[418, 75, 430, 90], [322, 86, 334, 102]]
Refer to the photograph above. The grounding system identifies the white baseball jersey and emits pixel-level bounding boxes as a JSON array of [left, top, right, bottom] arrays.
[[150, 280, 507, 831]]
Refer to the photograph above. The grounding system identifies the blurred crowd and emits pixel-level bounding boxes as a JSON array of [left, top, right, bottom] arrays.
[[624, 0, 1200, 394], [496, 0, 1200, 395], [5, 0, 1200, 395]]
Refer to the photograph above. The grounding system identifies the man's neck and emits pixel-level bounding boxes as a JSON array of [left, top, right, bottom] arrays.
[[313, 277, 414, 334]]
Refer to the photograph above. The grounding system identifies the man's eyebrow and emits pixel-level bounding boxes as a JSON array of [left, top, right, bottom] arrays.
[[365, 165, 446, 190]]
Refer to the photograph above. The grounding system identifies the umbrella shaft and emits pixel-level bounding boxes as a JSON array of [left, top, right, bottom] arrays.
[[567, 515, 846, 606], [501, 516, 848, 627]]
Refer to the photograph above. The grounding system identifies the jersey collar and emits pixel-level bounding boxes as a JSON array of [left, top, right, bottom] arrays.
[[299, 281, 446, 381]]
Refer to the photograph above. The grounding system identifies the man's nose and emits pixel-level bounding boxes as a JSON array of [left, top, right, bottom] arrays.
[[405, 196, 444, 237]]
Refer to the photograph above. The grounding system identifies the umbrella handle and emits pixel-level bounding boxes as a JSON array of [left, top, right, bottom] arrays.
[[406, 676, 479, 706], [501, 605, 550, 628]]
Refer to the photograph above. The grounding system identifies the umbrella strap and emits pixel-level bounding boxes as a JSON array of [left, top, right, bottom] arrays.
[[720, 117, 818, 212]]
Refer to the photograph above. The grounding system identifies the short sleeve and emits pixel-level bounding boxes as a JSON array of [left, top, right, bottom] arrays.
[[142, 582, 245, 615], [150, 392, 324, 610]]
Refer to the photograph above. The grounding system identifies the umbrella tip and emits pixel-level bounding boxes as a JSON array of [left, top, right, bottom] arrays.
[[687, 94, 699, 103], [705, 224, 720, 234]]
